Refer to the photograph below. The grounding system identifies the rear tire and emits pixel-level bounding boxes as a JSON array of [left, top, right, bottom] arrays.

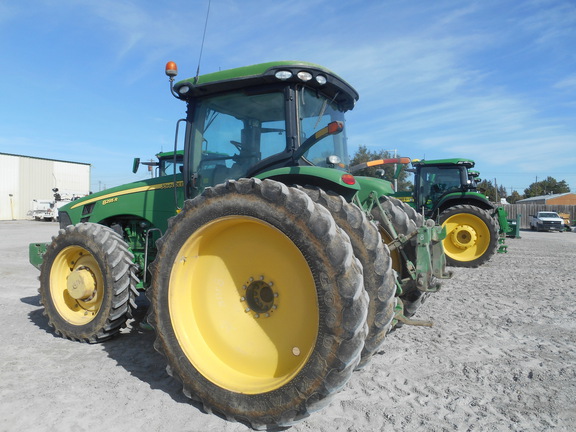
[[439, 205, 498, 268], [300, 186, 396, 369], [371, 196, 427, 317], [150, 178, 368, 429], [39, 223, 138, 343]]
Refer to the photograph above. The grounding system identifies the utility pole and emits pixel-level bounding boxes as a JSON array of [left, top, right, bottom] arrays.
[[383, 148, 398, 190], [494, 178, 498, 203], [393, 149, 397, 191]]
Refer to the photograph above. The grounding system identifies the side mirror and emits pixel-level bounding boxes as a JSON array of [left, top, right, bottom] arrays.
[[132, 158, 140, 173]]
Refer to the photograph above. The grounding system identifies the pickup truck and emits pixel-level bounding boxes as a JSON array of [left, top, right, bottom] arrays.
[[530, 211, 565, 232], [28, 199, 62, 222]]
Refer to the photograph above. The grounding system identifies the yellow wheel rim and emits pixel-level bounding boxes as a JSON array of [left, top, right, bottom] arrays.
[[169, 216, 319, 394], [49, 246, 104, 325], [442, 213, 490, 262]]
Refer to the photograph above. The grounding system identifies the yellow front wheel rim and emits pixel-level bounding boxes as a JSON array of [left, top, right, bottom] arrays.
[[442, 213, 490, 262], [169, 216, 319, 394], [49, 246, 104, 325]]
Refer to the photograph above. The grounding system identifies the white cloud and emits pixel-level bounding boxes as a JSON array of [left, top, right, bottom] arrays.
[[554, 74, 576, 91]]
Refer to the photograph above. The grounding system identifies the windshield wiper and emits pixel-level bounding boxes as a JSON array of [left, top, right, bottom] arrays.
[[293, 121, 344, 161]]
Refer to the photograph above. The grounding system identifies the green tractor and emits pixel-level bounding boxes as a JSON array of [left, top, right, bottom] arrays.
[[132, 149, 184, 177], [392, 158, 504, 267], [29, 60, 450, 429]]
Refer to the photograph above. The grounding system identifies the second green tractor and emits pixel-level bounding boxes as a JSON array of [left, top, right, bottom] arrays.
[[392, 158, 504, 267]]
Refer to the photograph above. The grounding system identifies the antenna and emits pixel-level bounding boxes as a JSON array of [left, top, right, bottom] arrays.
[[194, 0, 211, 83]]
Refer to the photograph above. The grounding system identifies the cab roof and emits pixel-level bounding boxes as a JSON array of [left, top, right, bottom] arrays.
[[412, 158, 475, 168], [173, 61, 359, 111]]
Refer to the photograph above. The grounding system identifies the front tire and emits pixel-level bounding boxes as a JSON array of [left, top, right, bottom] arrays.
[[150, 178, 368, 429], [39, 223, 138, 343]]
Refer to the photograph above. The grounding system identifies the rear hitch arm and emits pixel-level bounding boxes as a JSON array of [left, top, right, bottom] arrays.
[[363, 193, 452, 293]]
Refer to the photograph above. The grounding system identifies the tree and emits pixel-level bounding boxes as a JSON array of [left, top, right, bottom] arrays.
[[476, 179, 496, 202], [508, 190, 523, 204], [349, 145, 412, 191], [524, 177, 570, 198]]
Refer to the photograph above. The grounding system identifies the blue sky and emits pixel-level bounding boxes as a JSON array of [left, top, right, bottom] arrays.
[[1, 0, 575, 195]]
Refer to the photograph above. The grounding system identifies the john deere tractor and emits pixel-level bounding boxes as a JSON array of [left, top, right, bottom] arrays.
[[393, 158, 503, 267], [29, 61, 449, 429], [132, 149, 184, 177]]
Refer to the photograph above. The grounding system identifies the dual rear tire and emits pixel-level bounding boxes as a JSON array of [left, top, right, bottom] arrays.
[[149, 178, 373, 429], [371, 196, 429, 317], [300, 186, 396, 369]]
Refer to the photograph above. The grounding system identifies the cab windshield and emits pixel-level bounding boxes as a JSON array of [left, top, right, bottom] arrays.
[[417, 166, 466, 208], [188, 90, 287, 190], [298, 87, 348, 170], [186, 86, 350, 193], [159, 156, 184, 177]]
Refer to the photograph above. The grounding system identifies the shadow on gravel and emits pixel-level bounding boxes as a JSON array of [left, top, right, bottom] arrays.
[[23, 292, 208, 412], [21, 295, 41, 307], [101, 313, 194, 406], [101, 300, 208, 411], [103, 300, 261, 429], [23, 294, 55, 337]]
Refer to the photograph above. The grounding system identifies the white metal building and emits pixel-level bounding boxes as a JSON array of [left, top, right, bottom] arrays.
[[0, 153, 91, 220]]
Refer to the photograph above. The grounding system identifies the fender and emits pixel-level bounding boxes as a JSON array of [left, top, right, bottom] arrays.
[[433, 192, 493, 216], [255, 166, 360, 200], [353, 176, 395, 206]]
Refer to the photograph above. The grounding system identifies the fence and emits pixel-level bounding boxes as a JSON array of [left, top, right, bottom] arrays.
[[496, 204, 576, 229]]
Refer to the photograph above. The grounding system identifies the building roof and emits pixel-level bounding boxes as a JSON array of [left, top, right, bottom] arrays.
[[0, 152, 91, 166], [517, 192, 574, 203]]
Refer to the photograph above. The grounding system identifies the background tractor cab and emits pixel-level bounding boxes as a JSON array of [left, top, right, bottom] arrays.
[[133, 150, 184, 178], [411, 158, 487, 216]]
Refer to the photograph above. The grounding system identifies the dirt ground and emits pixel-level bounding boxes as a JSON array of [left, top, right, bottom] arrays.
[[1, 220, 575, 432]]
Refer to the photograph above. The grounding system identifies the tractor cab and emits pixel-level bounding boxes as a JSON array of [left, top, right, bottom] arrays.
[[166, 61, 358, 197], [157, 150, 184, 176], [412, 158, 476, 213], [468, 169, 481, 188], [132, 150, 184, 177]]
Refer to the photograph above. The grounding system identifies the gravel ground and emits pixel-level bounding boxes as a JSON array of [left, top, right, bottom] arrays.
[[1, 220, 575, 432]]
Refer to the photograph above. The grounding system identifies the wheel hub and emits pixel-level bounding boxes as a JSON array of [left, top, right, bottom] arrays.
[[451, 225, 477, 250], [66, 267, 97, 300], [240, 276, 278, 318]]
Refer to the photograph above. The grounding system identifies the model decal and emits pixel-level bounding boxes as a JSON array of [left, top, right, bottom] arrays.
[[71, 181, 184, 209]]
